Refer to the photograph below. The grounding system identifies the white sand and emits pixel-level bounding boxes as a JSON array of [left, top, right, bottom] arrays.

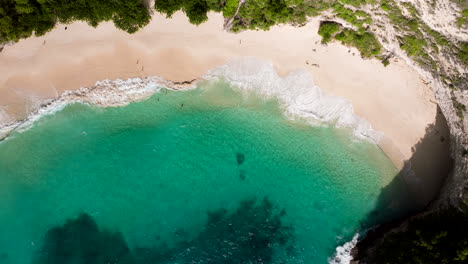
[[0, 12, 440, 169]]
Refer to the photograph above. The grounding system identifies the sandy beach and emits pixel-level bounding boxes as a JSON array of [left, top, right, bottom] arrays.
[[0, 12, 450, 204]]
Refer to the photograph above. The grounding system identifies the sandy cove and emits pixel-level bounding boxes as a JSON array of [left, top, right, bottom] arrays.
[[0, 12, 450, 204]]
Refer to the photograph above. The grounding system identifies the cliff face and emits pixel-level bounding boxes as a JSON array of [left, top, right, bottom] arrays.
[[350, 0, 468, 261], [371, 0, 467, 208], [371, 0, 467, 209], [407, 0, 467, 208], [434, 78, 467, 209], [320, 0, 467, 208]]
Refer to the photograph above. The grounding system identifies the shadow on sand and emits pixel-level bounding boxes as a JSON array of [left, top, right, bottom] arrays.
[[353, 106, 453, 258]]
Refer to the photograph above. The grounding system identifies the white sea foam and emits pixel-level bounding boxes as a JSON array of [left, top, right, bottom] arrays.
[[0, 77, 170, 141], [0, 108, 13, 126], [328, 233, 359, 264], [205, 57, 383, 142], [1, 57, 382, 144]]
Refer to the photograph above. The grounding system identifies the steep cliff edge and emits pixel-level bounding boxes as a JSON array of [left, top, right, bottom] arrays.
[[344, 0, 468, 262], [315, 0, 467, 209]]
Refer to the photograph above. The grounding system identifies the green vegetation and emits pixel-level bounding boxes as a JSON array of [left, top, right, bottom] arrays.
[[453, 96, 467, 120], [381, 58, 390, 67], [155, 0, 229, 25], [222, 0, 239, 17], [317, 22, 382, 59], [155, 0, 324, 32], [318, 21, 341, 44], [381, 0, 417, 31], [0, 0, 464, 90], [378, 0, 467, 72], [375, 208, 468, 263], [335, 29, 382, 58], [332, 3, 372, 31], [341, 0, 376, 7], [378, 1, 439, 69], [456, 9, 468, 28], [452, 0, 468, 28], [230, 0, 333, 32], [317, 2, 382, 59], [400, 35, 426, 57], [0, 0, 381, 60], [0, 0, 150, 41], [459, 42, 468, 65], [231, 0, 300, 31]]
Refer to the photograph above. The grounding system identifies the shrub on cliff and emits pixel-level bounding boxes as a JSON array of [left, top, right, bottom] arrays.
[[375, 208, 468, 263], [318, 21, 341, 44], [334, 29, 382, 58]]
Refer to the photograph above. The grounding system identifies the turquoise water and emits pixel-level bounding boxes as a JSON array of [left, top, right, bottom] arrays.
[[0, 80, 405, 263]]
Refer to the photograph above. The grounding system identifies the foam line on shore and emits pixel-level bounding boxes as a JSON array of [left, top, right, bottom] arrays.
[[205, 58, 383, 142], [0, 77, 172, 141], [0, 58, 382, 144]]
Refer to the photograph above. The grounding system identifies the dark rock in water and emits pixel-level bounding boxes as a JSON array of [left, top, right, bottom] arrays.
[[239, 170, 246, 180], [236, 153, 245, 165]]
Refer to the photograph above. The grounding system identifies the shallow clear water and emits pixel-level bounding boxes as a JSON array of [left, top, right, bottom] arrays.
[[0, 80, 405, 263]]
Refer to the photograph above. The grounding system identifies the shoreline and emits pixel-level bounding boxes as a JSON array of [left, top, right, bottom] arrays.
[[0, 62, 415, 173], [0, 63, 382, 143], [0, 11, 450, 204], [0, 76, 192, 141]]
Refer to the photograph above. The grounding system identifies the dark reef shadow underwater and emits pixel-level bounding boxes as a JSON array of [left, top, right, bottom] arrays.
[[33, 197, 296, 264]]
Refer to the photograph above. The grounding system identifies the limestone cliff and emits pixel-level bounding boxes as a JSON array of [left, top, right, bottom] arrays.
[[320, 0, 467, 210], [343, 0, 468, 262]]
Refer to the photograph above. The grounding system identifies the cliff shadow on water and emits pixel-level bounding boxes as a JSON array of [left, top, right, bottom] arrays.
[[354, 106, 454, 259]]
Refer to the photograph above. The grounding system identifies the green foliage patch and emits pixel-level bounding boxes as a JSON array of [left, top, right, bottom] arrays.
[[400, 35, 426, 57], [456, 9, 468, 28], [332, 3, 372, 30], [231, 0, 296, 31], [334, 28, 382, 58], [222, 0, 239, 17], [156, 0, 225, 25], [318, 21, 341, 43], [0, 0, 151, 42], [376, 208, 468, 263]]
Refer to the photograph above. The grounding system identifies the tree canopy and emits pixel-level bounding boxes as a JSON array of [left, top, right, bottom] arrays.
[[0, 0, 151, 42]]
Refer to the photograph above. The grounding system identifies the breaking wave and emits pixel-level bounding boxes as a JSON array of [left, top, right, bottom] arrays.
[[205, 58, 382, 142], [328, 233, 359, 264], [1, 57, 382, 144]]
